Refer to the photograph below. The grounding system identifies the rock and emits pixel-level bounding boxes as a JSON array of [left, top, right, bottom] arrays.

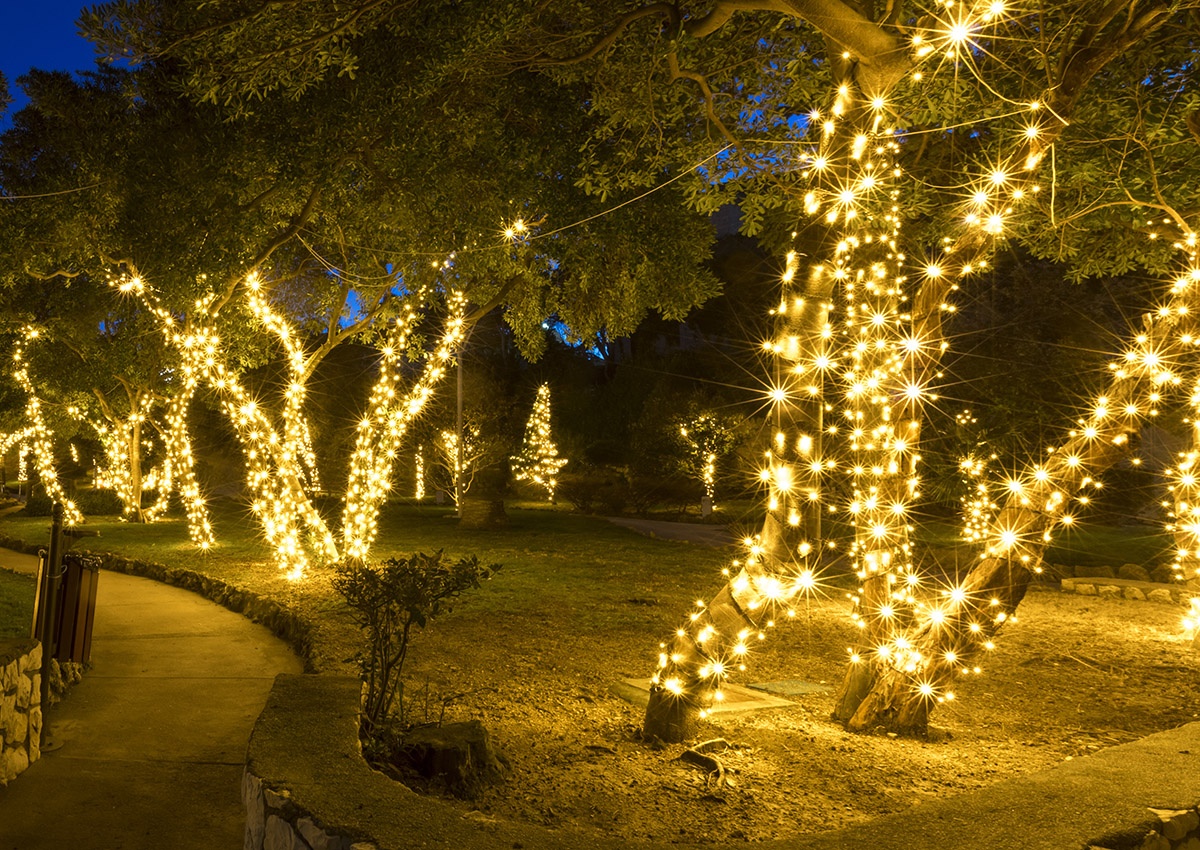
[[1, 659, 17, 692], [1148, 589, 1176, 604], [393, 720, 507, 797], [1150, 808, 1200, 842], [1137, 831, 1170, 850], [243, 771, 265, 850], [1150, 564, 1176, 583], [3, 744, 29, 783], [1097, 585, 1121, 599], [17, 644, 39, 675], [14, 671, 31, 711], [1124, 587, 1146, 601], [297, 817, 351, 850], [1118, 564, 1152, 582], [0, 694, 14, 734], [8, 710, 26, 745], [1075, 565, 1116, 579], [1039, 562, 1072, 580], [1075, 583, 1098, 596], [1179, 836, 1200, 850], [264, 815, 305, 850]]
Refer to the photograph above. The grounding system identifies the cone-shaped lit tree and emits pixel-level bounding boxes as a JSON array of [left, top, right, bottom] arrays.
[[512, 383, 567, 502]]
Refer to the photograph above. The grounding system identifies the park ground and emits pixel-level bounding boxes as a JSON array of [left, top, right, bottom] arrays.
[[2, 499, 1198, 844]]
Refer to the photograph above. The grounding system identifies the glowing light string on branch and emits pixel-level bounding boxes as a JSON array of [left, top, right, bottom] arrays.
[[0, 429, 34, 481], [414, 444, 426, 500], [11, 330, 83, 525], [115, 274, 322, 576], [242, 274, 339, 563], [643, 0, 1194, 740], [151, 363, 215, 548], [341, 289, 467, 561], [68, 388, 162, 522]]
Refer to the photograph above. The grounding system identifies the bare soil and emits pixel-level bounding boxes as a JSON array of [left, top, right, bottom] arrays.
[[399, 589, 1200, 845]]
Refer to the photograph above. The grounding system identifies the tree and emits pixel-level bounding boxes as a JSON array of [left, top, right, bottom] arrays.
[[676, 407, 743, 507], [608, 3, 1200, 738], [71, 0, 1200, 737], [512, 383, 568, 501], [2, 4, 722, 575]]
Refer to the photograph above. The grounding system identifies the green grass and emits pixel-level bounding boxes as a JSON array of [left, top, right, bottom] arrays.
[[0, 569, 35, 640], [915, 518, 1173, 568], [0, 499, 734, 673]]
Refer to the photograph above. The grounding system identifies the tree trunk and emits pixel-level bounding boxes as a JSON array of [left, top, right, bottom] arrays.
[[642, 581, 761, 742], [458, 464, 509, 530], [127, 415, 146, 523]]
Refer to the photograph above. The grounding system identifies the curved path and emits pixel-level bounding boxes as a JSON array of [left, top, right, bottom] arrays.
[[0, 548, 302, 849]]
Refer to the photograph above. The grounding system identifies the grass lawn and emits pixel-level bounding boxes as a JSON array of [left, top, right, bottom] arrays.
[[0, 498, 733, 674], [0, 567, 35, 640], [915, 517, 1174, 569]]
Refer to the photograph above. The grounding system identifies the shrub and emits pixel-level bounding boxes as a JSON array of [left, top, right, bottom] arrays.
[[626, 474, 695, 518], [332, 552, 501, 732], [21, 484, 54, 517], [72, 488, 124, 515], [558, 469, 627, 514]]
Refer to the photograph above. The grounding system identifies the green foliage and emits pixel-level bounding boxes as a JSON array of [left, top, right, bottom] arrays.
[[0, 568, 35, 639], [21, 484, 55, 517], [332, 552, 501, 730], [72, 487, 126, 516]]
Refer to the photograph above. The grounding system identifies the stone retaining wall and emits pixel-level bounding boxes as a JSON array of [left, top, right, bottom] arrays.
[[242, 770, 369, 850], [0, 639, 41, 785], [1060, 576, 1192, 604], [1088, 806, 1200, 850]]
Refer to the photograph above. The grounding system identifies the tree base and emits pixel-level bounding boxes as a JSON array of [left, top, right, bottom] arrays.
[[390, 720, 507, 798], [458, 498, 508, 529], [642, 685, 701, 743], [830, 662, 874, 724], [845, 666, 931, 736]]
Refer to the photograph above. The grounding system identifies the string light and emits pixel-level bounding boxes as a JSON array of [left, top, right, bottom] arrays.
[[512, 383, 567, 501], [11, 330, 82, 525], [646, 1, 1199, 735]]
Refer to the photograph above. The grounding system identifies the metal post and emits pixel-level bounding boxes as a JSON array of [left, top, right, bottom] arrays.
[[39, 503, 64, 721], [455, 349, 464, 515]]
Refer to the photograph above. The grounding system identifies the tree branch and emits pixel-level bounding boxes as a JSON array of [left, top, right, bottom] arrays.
[[535, 3, 680, 65]]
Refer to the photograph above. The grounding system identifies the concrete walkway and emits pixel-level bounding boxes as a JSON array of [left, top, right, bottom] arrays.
[[0, 548, 302, 850]]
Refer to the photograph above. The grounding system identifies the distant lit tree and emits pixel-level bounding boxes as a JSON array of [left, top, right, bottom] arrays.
[[513, 383, 568, 501]]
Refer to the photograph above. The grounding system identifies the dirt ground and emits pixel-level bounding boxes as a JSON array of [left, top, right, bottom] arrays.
[[394, 589, 1200, 845]]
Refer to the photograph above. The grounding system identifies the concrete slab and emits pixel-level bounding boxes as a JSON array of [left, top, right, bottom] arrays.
[[613, 678, 795, 714], [0, 758, 245, 850], [747, 679, 833, 697]]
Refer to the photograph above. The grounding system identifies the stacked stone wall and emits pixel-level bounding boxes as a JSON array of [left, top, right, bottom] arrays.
[[1089, 806, 1200, 850], [0, 639, 41, 785]]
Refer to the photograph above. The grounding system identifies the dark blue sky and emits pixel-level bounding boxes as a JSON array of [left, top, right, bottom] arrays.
[[2, 2, 97, 119]]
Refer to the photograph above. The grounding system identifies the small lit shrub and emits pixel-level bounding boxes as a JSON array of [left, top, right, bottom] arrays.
[[332, 552, 501, 732]]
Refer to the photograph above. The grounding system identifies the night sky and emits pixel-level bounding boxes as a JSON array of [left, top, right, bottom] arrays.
[[2, 2, 97, 121]]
